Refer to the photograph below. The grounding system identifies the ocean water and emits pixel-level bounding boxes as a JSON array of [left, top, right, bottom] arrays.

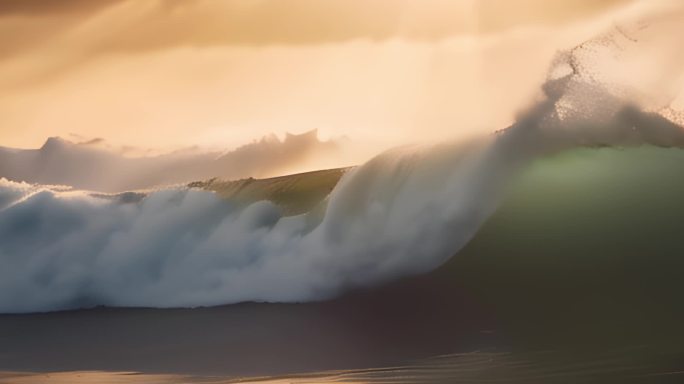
[[1, 146, 683, 382], [1, 7, 684, 382]]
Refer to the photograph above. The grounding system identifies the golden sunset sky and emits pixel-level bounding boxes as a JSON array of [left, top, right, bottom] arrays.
[[0, 0, 637, 152]]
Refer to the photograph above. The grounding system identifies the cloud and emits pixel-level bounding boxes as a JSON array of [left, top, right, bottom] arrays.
[[0, 0, 632, 66], [0, 0, 117, 16]]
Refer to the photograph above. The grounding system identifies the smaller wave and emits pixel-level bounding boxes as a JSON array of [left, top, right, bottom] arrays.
[[0, 130, 348, 192]]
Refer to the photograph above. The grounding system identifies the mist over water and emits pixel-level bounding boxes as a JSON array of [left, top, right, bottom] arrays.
[[0, 3, 683, 313], [0, 129, 352, 192]]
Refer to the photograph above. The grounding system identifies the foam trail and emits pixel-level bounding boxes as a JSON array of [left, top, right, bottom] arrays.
[[1, 5, 684, 313]]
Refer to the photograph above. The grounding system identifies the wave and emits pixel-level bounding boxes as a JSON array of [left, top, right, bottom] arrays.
[[1, 13, 684, 313], [1, 134, 681, 314]]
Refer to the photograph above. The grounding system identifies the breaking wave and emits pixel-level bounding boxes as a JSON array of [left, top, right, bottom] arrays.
[[1, 9, 683, 313]]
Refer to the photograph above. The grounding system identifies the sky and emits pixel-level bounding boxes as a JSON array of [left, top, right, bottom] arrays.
[[0, 0, 638, 154]]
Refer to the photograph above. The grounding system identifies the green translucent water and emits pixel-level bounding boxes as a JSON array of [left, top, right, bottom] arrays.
[[446, 146, 684, 348]]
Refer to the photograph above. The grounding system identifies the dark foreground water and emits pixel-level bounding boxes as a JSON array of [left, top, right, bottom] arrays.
[[231, 348, 684, 383], [1, 147, 683, 382]]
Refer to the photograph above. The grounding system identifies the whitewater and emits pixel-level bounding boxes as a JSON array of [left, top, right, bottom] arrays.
[[1, 7, 683, 313]]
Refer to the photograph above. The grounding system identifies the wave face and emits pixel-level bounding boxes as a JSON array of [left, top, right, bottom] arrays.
[[1, 9, 684, 313], [439, 145, 684, 347]]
